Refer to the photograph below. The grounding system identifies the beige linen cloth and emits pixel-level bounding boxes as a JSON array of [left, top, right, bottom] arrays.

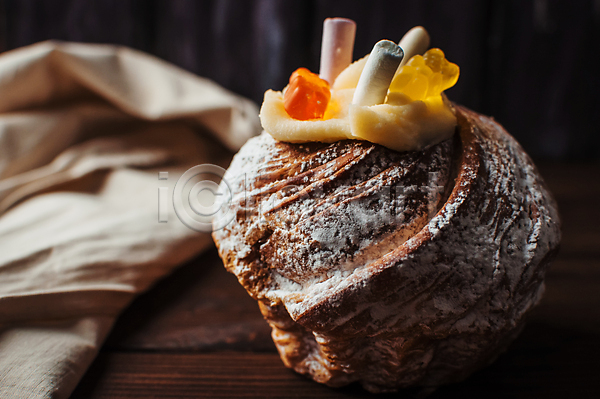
[[0, 41, 260, 398]]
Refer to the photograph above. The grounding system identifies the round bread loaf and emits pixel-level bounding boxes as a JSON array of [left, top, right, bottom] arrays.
[[212, 105, 561, 392]]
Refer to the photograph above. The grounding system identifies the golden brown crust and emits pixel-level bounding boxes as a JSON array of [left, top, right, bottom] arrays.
[[212, 105, 561, 392]]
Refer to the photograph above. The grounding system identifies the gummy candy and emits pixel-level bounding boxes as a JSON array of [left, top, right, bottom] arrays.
[[389, 48, 459, 101], [284, 68, 331, 120]]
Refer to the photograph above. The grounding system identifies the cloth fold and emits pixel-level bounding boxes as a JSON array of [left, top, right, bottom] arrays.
[[0, 41, 260, 398]]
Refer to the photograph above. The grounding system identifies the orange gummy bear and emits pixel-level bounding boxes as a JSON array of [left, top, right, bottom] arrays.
[[284, 68, 331, 120]]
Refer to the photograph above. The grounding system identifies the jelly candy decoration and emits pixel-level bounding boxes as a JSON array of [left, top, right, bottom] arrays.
[[423, 48, 459, 95], [284, 68, 331, 120], [390, 64, 430, 101], [389, 48, 459, 101]]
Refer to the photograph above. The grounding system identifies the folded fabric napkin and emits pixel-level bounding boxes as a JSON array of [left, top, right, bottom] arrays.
[[0, 41, 260, 398]]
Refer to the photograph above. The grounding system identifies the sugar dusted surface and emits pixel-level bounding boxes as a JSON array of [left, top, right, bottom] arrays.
[[215, 131, 453, 312], [212, 106, 561, 392]]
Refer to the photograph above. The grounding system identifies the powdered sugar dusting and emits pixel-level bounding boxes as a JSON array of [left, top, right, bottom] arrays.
[[212, 106, 561, 392]]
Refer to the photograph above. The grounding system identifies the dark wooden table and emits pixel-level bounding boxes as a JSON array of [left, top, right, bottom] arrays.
[[71, 162, 600, 399]]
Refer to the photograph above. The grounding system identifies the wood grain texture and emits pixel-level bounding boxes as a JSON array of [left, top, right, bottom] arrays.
[[70, 338, 600, 399], [0, 0, 598, 159], [69, 162, 600, 398], [484, 1, 600, 159], [0, 2, 597, 396], [537, 163, 600, 258], [103, 247, 274, 352]]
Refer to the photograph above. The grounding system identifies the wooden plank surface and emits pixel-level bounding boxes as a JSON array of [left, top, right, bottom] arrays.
[[1, 0, 599, 159], [100, 247, 274, 353], [0, 2, 598, 396], [70, 341, 600, 399], [70, 162, 600, 398]]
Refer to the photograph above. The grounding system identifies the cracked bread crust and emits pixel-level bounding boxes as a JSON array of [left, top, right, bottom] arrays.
[[212, 105, 561, 392]]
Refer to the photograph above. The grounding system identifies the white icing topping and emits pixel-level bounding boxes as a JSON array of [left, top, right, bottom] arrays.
[[259, 54, 458, 152]]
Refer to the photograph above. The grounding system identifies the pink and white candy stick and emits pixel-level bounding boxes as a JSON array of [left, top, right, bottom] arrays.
[[398, 26, 430, 66], [319, 18, 357, 85]]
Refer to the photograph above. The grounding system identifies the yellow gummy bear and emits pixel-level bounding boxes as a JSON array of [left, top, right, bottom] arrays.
[[388, 48, 459, 102]]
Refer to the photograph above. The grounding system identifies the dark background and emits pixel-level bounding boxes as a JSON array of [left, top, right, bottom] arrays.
[[0, 0, 598, 160]]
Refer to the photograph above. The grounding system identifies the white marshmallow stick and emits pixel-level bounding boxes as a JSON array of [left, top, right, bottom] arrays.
[[319, 18, 357, 85], [398, 26, 430, 67], [352, 40, 404, 106]]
